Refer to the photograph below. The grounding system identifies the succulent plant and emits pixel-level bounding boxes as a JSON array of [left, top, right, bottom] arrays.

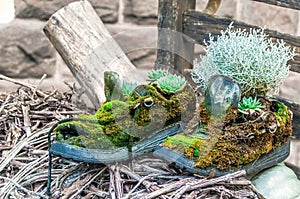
[[192, 23, 295, 96], [238, 96, 265, 112], [122, 81, 137, 97], [148, 69, 167, 82], [156, 74, 186, 94]]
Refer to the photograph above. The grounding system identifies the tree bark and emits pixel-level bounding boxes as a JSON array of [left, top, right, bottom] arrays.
[[43, 0, 143, 107], [156, 0, 196, 75]]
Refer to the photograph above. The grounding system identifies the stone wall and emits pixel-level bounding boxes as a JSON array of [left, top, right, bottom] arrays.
[[0, 0, 299, 97]]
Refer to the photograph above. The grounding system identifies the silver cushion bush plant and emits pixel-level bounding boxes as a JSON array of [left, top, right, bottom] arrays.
[[191, 23, 295, 96]]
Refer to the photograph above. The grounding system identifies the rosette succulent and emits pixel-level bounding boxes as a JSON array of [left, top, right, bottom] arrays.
[[238, 96, 265, 112], [122, 81, 137, 97], [148, 69, 167, 82], [156, 74, 186, 94], [147, 69, 186, 94]]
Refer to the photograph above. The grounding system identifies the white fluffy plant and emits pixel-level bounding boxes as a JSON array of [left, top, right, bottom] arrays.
[[191, 24, 295, 96]]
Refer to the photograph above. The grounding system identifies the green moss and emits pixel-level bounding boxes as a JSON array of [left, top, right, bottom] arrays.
[[163, 134, 204, 158], [130, 85, 157, 100], [54, 120, 118, 149], [54, 83, 195, 150], [162, 97, 292, 171], [163, 134, 199, 149], [271, 101, 292, 148], [77, 114, 98, 120], [273, 101, 289, 126], [95, 100, 128, 124]]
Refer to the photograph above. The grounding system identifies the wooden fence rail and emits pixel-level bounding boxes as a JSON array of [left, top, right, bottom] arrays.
[[252, 0, 300, 10], [183, 11, 300, 73]]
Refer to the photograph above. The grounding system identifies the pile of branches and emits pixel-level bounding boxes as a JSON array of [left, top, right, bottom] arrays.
[[0, 74, 264, 198]]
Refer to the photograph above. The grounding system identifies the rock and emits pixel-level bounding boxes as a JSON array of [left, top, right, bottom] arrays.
[[237, 0, 299, 35], [14, 0, 119, 23], [104, 71, 123, 101], [215, 0, 237, 18], [280, 71, 300, 103], [123, 0, 237, 24], [205, 75, 241, 116], [106, 24, 157, 69], [91, 0, 119, 23], [252, 163, 300, 199], [196, 0, 209, 11], [124, 0, 158, 24], [0, 19, 56, 78]]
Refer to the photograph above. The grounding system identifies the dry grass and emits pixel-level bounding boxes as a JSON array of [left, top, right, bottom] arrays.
[[0, 74, 264, 198]]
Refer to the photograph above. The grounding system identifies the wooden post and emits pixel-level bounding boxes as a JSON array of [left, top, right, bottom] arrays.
[[156, 0, 196, 76], [43, 0, 143, 107]]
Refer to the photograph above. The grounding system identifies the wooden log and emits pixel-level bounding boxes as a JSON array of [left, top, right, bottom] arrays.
[[43, 0, 143, 107], [183, 11, 300, 73], [252, 0, 300, 10]]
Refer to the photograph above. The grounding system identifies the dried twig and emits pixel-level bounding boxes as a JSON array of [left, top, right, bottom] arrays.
[[141, 178, 191, 199], [69, 167, 106, 199], [21, 105, 31, 137], [123, 173, 158, 199], [0, 74, 47, 97], [0, 176, 47, 199]]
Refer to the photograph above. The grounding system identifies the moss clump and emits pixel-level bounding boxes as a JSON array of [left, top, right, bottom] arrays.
[[272, 101, 289, 126], [163, 134, 207, 160], [54, 82, 195, 149], [55, 120, 118, 149], [270, 100, 292, 148], [162, 97, 292, 170], [95, 100, 127, 124]]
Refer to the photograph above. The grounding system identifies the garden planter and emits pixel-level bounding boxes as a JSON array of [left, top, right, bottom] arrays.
[[154, 139, 290, 177], [48, 71, 196, 163], [154, 75, 293, 177], [50, 121, 181, 163], [154, 97, 292, 177], [46, 17, 296, 195]]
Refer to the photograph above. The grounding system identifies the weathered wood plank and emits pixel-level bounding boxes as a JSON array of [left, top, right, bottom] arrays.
[[43, 1, 143, 107], [156, 0, 195, 75], [252, 0, 300, 10], [183, 11, 300, 73]]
